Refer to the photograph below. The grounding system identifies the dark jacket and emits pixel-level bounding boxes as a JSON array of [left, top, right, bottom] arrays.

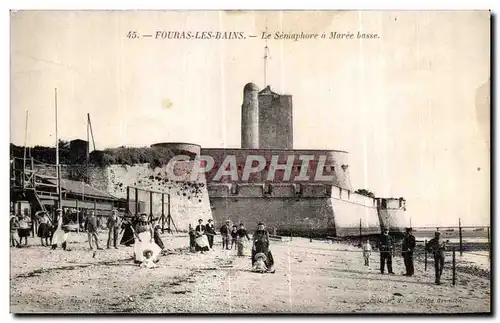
[[237, 228, 250, 240], [426, 237, 446, 258], [205, 223, 215, 234], [85, 216, 98, 233], [378, 234, 394, 252], [220, 224, 230, 236], [195, 224, 206, 234], [253, 230, 270, 253], [402, 234, 416, 252]]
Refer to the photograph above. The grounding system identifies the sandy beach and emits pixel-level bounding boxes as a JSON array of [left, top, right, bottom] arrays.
[[10, 232, 491, 314]]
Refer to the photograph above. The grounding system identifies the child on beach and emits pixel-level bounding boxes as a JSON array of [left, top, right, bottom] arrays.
[[362, 239, 372, 266], [140, 250, 158, 269]]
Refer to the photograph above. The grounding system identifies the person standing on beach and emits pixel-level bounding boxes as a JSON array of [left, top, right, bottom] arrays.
[[10, 214, 20, 247], [252, 222, 275, 273], [425, 231, 446, 285], [119, 217, 135, 247], [205, 219, 216, 249], [35, 211, 52, 247], [188, 224, 196, 252], [378, 228, 395, 274], [362, 239, 372, 266], [230, 225, 238, 249], [220, 220, 231, 250], [236, 223, 250, 256], [107, 209, 121, 249], [402, 227, 416, 276], [85, 211, 102, 250], [194, 219, 210, 253], [17, 213, 31, 247]]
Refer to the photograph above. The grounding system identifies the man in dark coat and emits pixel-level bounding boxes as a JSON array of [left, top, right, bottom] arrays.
[[85, 211, 102, 250], [106, 209, 121, 249], [378, 228, 395, 274], [205, 219, 216, 249], [426, 231, 446, 285], [220, 220, 231, 250], [402, 227, 416, 276]]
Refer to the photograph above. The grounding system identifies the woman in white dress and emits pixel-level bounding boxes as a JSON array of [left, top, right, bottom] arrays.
[[132, 213, 160, 264]]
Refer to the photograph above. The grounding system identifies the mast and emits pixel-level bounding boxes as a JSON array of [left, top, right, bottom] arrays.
[[55, 88, 62, 209], [263, 27, 270, 86], [88, 113, 96, 153], [23, 111, 28, 183], [263, 18, 271, 86], [86, 113, 90, 182]]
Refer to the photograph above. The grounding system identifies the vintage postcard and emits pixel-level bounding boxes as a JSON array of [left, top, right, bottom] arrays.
[[9, 10, 491, 314]]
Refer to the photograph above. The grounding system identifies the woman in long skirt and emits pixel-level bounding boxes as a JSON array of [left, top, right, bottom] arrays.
[[236, 223, 251, 256], [36, 211, 52, 246], [153, 224, 165, 250], [119, 218, 135, 247], [17, 215, 31, 246]]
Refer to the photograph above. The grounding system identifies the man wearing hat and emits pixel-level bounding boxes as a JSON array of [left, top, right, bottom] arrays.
[[219, 220, 231, 250], [402, 227, 416, 276], [378, 228, 395, 274], [426, 231, 446, 285], [205, 219, 216, 249]]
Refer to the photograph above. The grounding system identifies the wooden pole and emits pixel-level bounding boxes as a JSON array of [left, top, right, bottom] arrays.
[[424, 239, 428, 271], [452, 247, 456, 286], [167, 193, 171, 232], [86, 113, 90, 183], [459, 218, 463, 256], [55, 88, 62, 210], [23, 111, 28, 189], [126, 186, 130, 215], [30, 157, 34, 188], [161, 193, 165, 234], [359, 218, 362, 246], [76, 200, 79, 234], [134, 187, 139, 216], [487, 226, 491, 261], [149, 191, 153, 222]]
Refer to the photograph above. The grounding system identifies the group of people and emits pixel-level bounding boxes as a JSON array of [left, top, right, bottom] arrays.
[[9, 213, 32, 247], [10, 208, 167, 267], [362, 228, 447, 285], [188, 219, 275, 273]]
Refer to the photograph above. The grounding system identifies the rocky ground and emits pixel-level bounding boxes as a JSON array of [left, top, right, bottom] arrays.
[[10, 232, 491, 314]]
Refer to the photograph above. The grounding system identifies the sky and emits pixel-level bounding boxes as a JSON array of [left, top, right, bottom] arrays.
[[10, 10, 490, 226]]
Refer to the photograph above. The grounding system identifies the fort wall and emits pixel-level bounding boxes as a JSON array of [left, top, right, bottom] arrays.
[[208, 183, 381, 237], [201, 148, 352, 190]]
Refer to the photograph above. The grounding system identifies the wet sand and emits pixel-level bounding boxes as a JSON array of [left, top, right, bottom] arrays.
[[10, 233, 491, 314]]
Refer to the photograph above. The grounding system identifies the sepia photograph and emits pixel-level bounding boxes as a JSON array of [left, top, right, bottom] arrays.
[[9, 10, 491, 314]]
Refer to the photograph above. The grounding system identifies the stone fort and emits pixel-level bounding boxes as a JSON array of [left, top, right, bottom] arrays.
[[34, 83, 409, 237]]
